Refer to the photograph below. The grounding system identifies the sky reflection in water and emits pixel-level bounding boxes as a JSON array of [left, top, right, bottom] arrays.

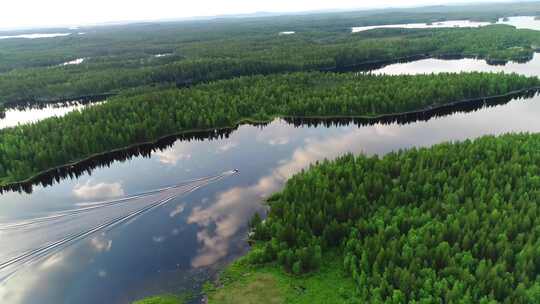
[[352, 16, 540, 33], [3, 52, 540, 303]]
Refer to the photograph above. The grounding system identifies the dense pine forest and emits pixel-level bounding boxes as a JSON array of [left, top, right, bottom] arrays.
[[246, 133, 540, 303], [0, 72, 537, 185], [3, 2, 540, 69], [2, 4, 540, 105]]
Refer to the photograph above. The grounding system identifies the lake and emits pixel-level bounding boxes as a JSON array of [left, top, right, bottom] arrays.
[[1, 55, 540, 303], [0, 33, 71, 39], [352, 20, 490, 33], [62, 58, 85, 66], [352, 16, 540, 32], [372, 52, 540, 76], [0, 102, 101, 130]]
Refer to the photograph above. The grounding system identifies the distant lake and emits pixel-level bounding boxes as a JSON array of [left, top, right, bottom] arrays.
[[0, 33, 71, 39], [352, 20, 490, 33], [352, 16, 540, 32], [371, 52, 540, 76], [62, 58, 85, 66], [497, 16, 540, 31], [0, 102, 101, 130]]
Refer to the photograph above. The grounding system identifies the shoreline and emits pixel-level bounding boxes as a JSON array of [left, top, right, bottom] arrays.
[[1, 51, 536, 109], [1, 86, 537, 193]]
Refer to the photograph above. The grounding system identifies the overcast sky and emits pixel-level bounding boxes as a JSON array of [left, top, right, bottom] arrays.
[[0, 0, 512, 30]]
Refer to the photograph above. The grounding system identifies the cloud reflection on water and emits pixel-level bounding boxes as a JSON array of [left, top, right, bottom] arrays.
[[154, 145, 192, 165], [186, 96, 540, 268], [3, 88, 540, 302], [90, 235, 112, 253], [188, 126, 372, 267], [73, 180, 124, 200], [217, 142, 238, 153], [169, 204, 185, 218]]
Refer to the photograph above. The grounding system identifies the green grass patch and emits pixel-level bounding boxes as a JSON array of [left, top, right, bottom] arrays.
[[132, 294, 187, 304], [207, 250, 356, 304]]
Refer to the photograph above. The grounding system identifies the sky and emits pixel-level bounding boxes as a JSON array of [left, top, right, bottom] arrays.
[[0, 0, 513, 30]]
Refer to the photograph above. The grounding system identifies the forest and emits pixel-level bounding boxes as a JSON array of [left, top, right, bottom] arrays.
[[0, 71, 537, 185], [5, 2, 540, 303], [3, 1, 540, 69], [1, 22, 540, 105], [246, 132, 540, 303]]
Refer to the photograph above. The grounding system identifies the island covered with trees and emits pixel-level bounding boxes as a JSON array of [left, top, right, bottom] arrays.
[[0, 71, 538, 186], [207, 132, 540, 303]]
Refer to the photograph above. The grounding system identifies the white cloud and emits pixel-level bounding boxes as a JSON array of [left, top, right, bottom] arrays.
[[268, 137, 290, 145], [39, 252, 65, 270], [73, 180, 124, 200], [217, 142, 238, 153], [152, 236, 165, 243], [256, 120, 292, 146], [154, 149, 191, 166], [169, 204, 185, 218], [90, 236, 113, 252]]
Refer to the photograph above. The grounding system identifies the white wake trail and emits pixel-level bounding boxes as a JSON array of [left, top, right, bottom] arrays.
[[0, 171, 236, 283]]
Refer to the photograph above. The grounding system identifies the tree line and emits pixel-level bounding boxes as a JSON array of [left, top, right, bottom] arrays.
[[1, 25, 539, 106], [249, 133, 540, 303], [0, 71, 537, 186]]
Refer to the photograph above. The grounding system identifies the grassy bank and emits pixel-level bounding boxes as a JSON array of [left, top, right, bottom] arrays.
[[133, 295, 186, 304], [206, 251, 355, 304], [207, 248, 356, 304], [133, 249, 354, 304]]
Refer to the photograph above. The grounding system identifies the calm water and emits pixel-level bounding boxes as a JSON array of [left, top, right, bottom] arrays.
[[352, 16, 540, 32], [2, 53, 540, 303], [0, 33, 71, 39], [0, 103, 99, 130], [497, 16, 540, 31], [352, 20, 489, 32], [62, 58, 85, 66], [372, 52, 540, 76]]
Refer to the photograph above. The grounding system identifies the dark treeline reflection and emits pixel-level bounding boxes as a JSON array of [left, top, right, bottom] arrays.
[[0, 127, 248, 194], [2, 90, 537, 194], [328, 53, 536, 73], [285, 89, 538, 128], [3, 94, 113, 111]]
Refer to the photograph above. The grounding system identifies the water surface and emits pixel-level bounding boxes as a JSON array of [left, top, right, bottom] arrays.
[[352, 20, 489, 32], [62, 58, 85, 66], [497, 16, 540, 31], [352, 16, 540, 32], [2, 52, 540, 304], [372, 52, 540, 76], [0, 33, 71, 39], [0, 102, 99, 130]]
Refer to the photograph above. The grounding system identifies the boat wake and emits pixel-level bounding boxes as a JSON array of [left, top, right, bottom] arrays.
[[0, 171, 237, 283]]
